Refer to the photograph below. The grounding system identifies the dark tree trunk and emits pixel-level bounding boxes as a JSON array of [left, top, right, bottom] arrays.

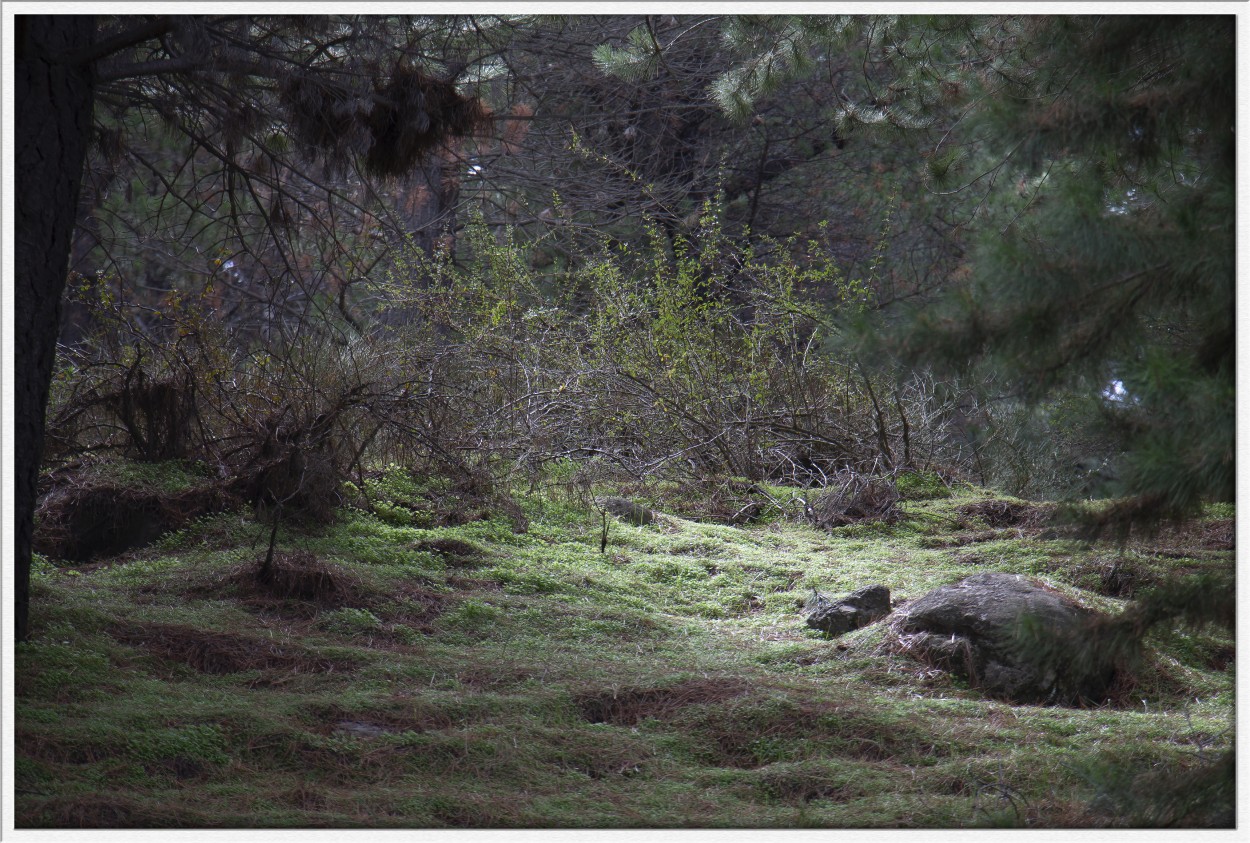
[[15, 15, 96, 643], [401, 155, 460, 260]]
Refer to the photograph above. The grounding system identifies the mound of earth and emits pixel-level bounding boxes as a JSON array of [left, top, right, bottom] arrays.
[[956, 499, 1051, 529], [35, 480, 239, 562]]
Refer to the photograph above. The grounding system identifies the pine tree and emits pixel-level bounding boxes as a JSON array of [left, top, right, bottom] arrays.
[[710, 14, 1234, 529], [889, 16, 1235, 533]]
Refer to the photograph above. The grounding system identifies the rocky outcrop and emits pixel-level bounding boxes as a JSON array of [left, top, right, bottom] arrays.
[[892, 572, 1125, 704]]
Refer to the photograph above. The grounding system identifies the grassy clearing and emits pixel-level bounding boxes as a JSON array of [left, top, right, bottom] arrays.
[[14, 463, 1234, 828]]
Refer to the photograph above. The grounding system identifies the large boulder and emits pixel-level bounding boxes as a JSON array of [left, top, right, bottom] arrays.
[[892, 572, 1126, 704], [806, 585, 891, 636]]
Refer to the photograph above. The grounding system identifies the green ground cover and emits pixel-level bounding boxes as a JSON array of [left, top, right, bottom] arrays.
[[14, 463, 1234, 828]]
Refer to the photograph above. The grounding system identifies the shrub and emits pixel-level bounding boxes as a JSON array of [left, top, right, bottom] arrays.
[[896, 471, 951, 500]]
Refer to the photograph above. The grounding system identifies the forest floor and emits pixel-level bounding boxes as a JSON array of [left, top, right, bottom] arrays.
[[13, 461, 1235, 828]]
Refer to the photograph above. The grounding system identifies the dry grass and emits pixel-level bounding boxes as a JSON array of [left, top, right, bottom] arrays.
[[573, 678, 752, 726], [809, 473, 900, 529], [956, 499, 1053, 529], [109, 621, 357, 677]]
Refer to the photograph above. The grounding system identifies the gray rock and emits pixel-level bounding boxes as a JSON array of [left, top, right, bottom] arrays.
[[807, 584, 891, 635], [893, 572, 1122, 704], [598, 496, 654, 526]]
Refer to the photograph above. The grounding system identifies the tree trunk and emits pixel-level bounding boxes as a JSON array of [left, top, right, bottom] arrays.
[[15, 15, 96, 642]]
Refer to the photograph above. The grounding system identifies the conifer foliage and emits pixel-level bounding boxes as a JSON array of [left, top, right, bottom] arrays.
[[710, 19, 1235, 807], [809, 18, 1235, 823], [710, 15, 1235, 529], [891, 16, 1235, 531]]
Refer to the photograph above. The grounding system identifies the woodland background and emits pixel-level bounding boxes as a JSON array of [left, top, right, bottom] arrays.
[[9, 13, 1236, 828]]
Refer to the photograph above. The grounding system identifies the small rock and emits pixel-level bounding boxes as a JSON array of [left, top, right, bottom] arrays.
[[806, 584, 891, 636], [597, 496, 654, 526]]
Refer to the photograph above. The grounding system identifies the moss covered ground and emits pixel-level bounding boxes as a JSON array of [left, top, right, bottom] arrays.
[[13, 463, 1235, 828]]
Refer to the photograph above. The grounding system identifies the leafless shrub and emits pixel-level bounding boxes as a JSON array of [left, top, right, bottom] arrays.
[[808, 471, 900, 529], [46, 338, 206, 464], [230, 401, 358, 525], [48, 210, 977, 529]]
